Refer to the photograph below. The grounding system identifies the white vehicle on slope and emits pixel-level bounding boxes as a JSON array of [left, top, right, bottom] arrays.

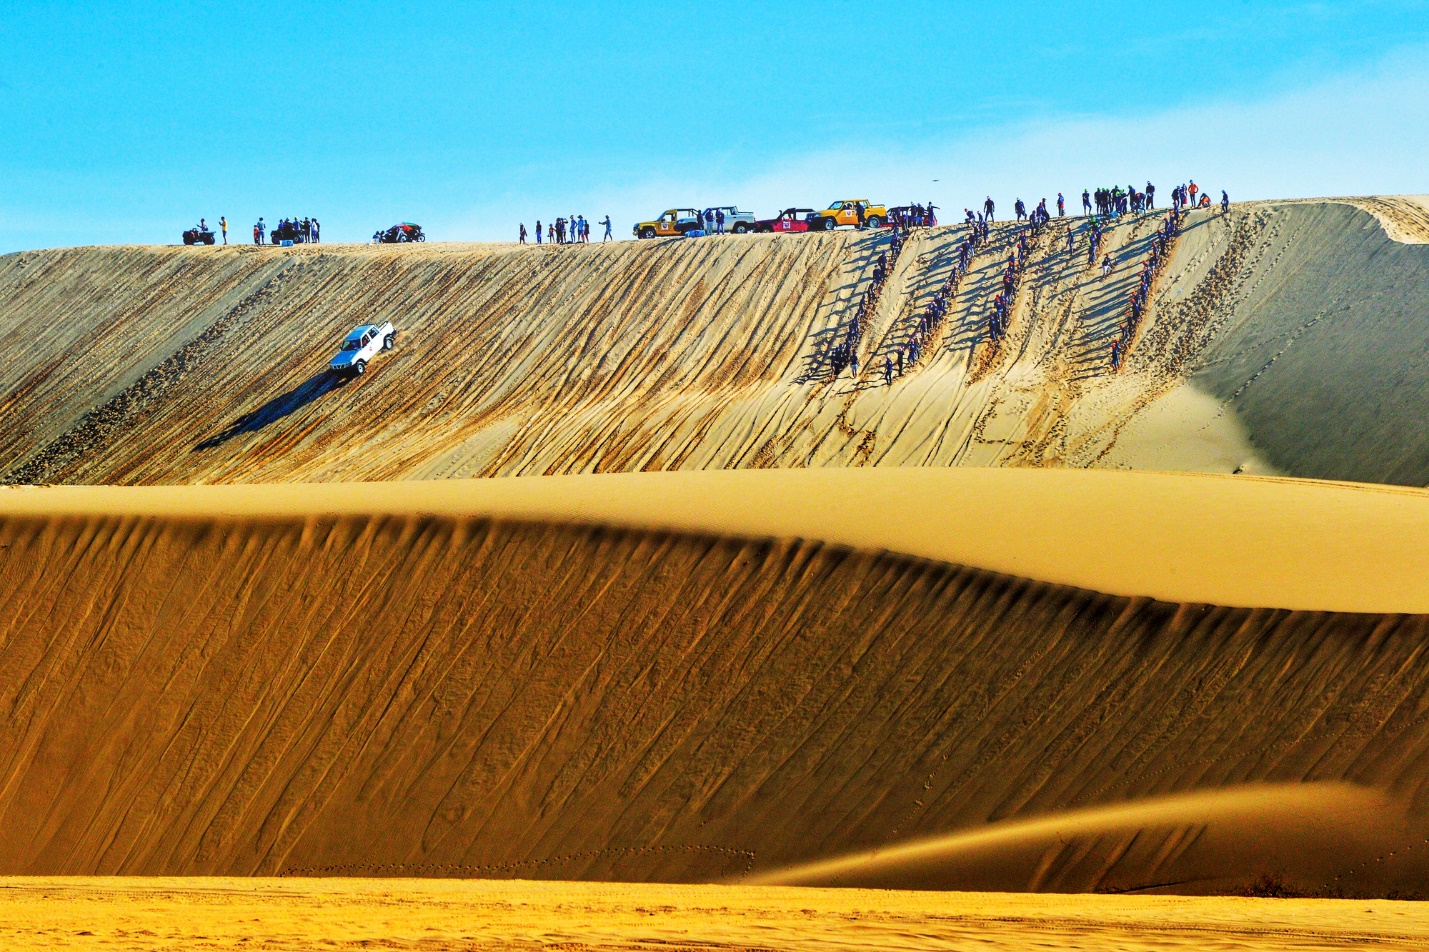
[[329, 321, 396, 376]]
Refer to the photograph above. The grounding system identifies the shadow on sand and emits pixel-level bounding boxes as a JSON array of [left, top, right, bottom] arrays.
[[194, 371, 351, 451]]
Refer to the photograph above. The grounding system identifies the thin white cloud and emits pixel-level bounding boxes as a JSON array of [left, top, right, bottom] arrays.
[[457, 45, 1429, 240]]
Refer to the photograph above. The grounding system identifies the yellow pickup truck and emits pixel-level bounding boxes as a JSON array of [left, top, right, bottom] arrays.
[[633, 209, 701, 239], [809, 199, 887, 231]]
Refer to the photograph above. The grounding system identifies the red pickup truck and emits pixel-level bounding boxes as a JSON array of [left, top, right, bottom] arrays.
[[754, 208, 817, 234]]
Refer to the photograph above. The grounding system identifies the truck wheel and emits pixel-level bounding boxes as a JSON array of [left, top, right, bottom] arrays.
[[354, 359, 367, 376], [383, 333, 394, 351], [819, 217, 837, 231], [639, 227, 656, 239], [865, 215, 883, 229], [732, 222, 748, 234]]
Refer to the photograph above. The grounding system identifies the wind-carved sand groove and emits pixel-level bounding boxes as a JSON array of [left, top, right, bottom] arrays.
[[1, 485, 1429, 896], [2, 197, 1427, 486]]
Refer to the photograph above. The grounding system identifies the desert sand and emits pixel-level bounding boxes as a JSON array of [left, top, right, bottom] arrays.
[[2, 198, 1429, 943], [2, 199, 1427, 486], [1, 878, 1427, 950], [0, 471, 1428, 897]]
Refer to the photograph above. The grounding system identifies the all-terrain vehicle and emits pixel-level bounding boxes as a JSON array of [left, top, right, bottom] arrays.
[[754, 208, 817, 234], [808, 199, 888, 231], [379, 223, 425, 243], [329, 321, 397, 376], [182, 225, 216, 246]]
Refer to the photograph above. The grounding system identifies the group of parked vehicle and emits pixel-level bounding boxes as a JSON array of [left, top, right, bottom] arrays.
[[633, 199, 908, 239]]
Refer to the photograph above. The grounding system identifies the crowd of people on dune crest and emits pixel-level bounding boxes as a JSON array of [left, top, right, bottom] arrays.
[[519, 215, 614, 245]]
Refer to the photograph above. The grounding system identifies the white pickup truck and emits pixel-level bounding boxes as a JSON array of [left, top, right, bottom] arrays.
[[329, 321, 396, 376]]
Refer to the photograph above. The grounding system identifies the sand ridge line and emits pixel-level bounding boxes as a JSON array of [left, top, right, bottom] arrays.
[[3, 467, 1428, 612]]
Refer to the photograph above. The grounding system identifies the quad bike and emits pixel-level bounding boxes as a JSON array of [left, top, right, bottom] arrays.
[[380, 223, 426, 243]]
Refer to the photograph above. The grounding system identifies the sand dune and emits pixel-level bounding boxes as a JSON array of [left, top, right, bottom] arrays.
[[2, 198, 1426, 486], [1, 471, 1428, 896], [2, 878, 1426, 951]]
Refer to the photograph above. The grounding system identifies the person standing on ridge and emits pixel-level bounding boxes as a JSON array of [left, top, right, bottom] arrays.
[[254, 218, 264, 245], [984, 196, 995, 221], [519, 223, 527, 244], [1057, 193, 1065, 217], [1188, 181, 1198, 206], [856, 202, 867, 229], [535, 220, 542, 244], [1082, 190, 1091, 216], [219, 217, 228, 244], [601, 215, 613, 241], [716, 208, 726, 234], [1222, 190, 1230, 214]]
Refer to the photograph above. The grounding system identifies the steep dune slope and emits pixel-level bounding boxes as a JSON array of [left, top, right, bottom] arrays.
[[3, 198, 1424, 486], [2, 472, 1429, 896]]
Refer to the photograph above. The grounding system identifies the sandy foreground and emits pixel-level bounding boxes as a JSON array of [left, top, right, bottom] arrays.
[[1, 467, 1428, 892], [0, 878, 1424, 951]]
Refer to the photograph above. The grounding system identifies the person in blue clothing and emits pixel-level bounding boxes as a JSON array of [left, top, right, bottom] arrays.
[[1221, 190, 1230, 214], [535, 219, 542, 244], [601, 215, 613, 242]]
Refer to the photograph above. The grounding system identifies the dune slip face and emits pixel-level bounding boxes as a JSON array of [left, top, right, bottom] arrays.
[[2, 198, 1427, 487], [1, 471, 1429, 895]]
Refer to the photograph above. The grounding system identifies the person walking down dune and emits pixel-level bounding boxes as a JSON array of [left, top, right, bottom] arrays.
[[884, 355, 893, 387], [1101, 254, 1113, 280], [1066, 227, 1075, 253], [984, 196, 995, 222]]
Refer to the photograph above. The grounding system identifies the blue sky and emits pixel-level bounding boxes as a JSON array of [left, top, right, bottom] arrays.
[[3, 1, 1427, 250]]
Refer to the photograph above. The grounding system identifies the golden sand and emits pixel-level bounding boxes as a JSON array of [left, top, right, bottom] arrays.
[[1, 471, 1428, 895], [0, 878, 1425, 951], [4, 467, 1427, 611], [3, 200, 1425, 487]]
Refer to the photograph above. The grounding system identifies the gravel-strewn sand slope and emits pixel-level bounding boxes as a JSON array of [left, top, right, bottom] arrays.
[[3, 198, 1425, 485], [2, 472, 1428, 895]]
